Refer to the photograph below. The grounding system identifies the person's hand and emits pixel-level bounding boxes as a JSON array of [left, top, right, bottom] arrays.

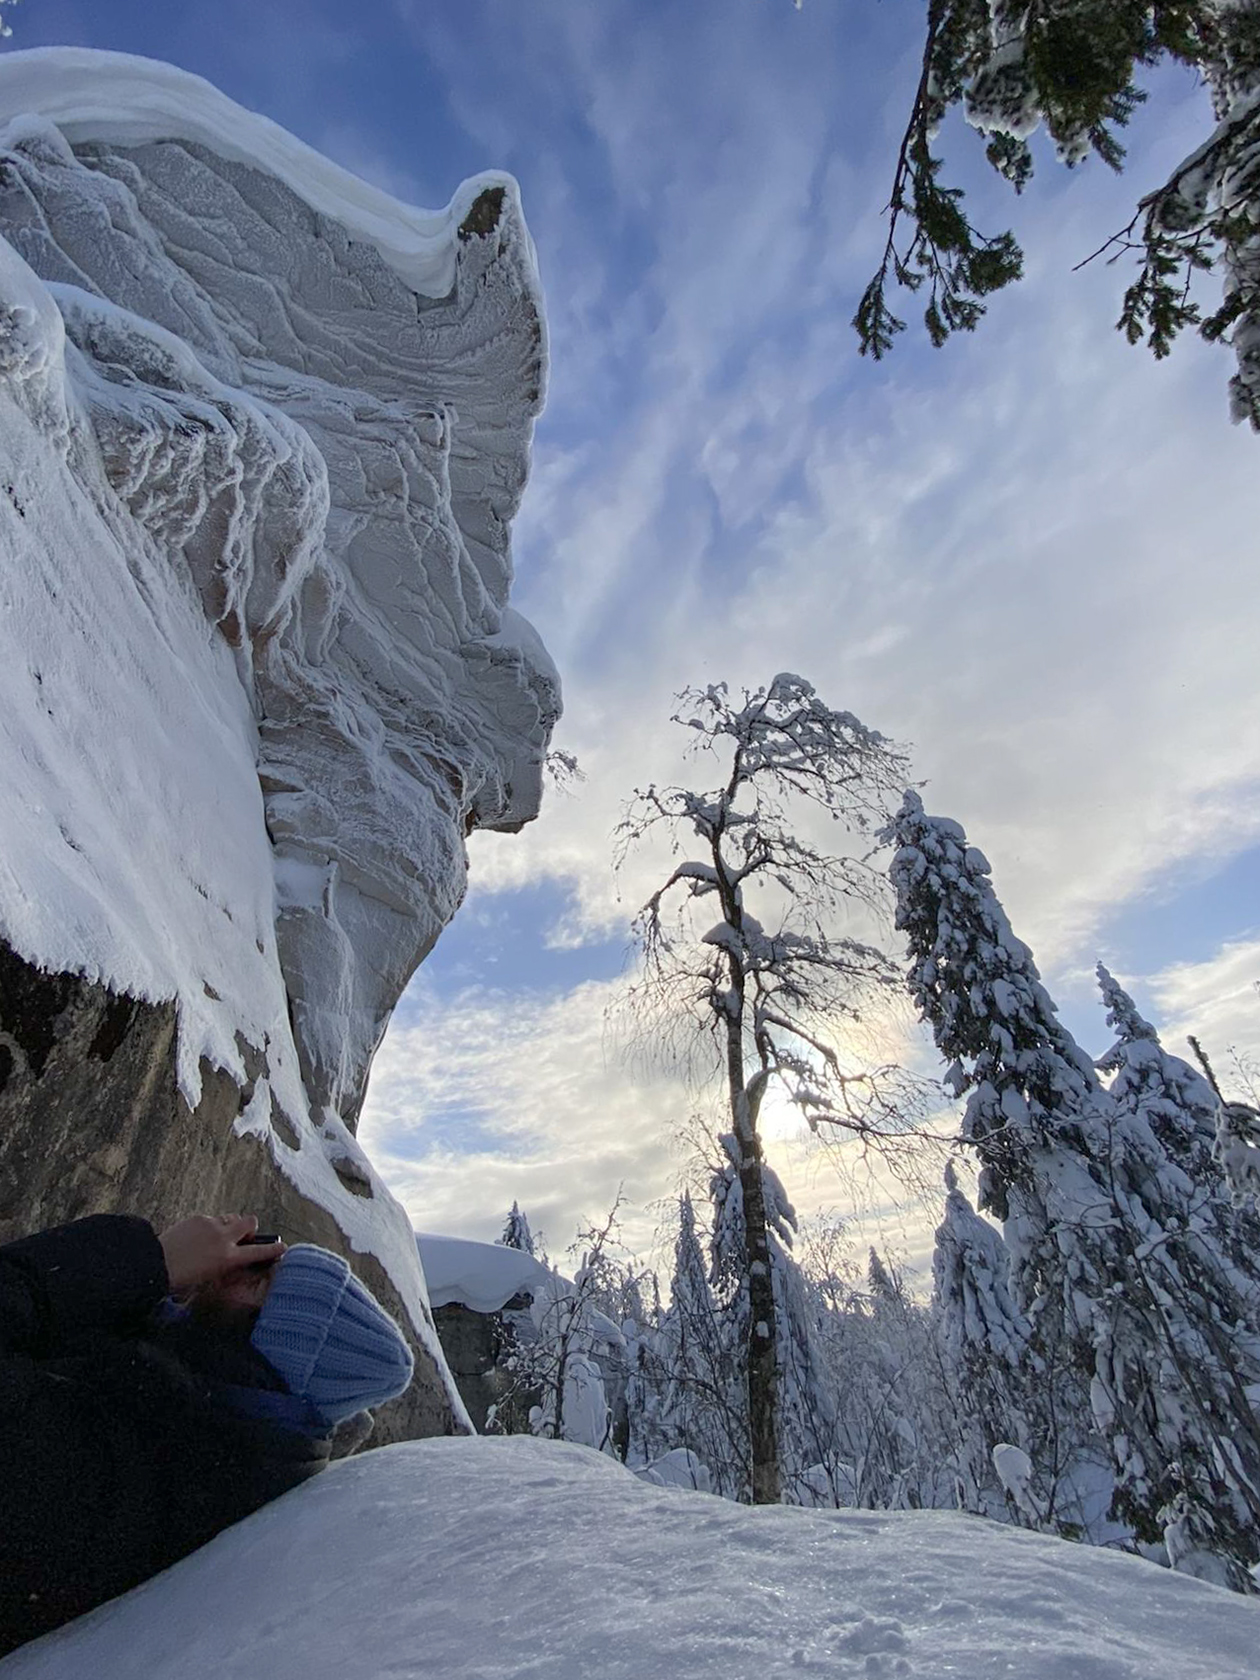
[[158, 1213, 285, 1295]]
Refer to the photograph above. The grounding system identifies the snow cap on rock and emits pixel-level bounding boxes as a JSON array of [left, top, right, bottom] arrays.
[[251, 1244, 413, 1426]]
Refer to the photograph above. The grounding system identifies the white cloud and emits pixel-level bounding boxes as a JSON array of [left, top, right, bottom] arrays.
[[360, 975, 698, 1262], [1149, 937, 1260, 1088], [363, 0, 1260, 1258]]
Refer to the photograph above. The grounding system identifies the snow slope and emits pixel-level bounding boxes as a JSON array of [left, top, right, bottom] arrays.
[[2, 1436, 1255, 1679]]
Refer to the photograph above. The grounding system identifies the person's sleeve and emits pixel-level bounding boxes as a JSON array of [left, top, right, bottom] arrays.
[[0, 1214, 169, 1359]]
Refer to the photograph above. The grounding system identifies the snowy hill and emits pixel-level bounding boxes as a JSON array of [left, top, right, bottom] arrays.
[[2, 1436, 1256, 1679]]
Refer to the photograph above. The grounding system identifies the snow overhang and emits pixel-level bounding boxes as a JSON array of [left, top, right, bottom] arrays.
[[417, 1234, 552, 1313]]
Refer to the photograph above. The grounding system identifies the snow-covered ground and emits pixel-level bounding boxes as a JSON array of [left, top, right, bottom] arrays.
[[3, 1436, 1256, 1679]]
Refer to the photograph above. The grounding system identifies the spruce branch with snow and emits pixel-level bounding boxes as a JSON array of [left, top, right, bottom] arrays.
[[1190, 1034, 1260, 1199], [931, 1162, 1049, 1522], [774, 1221, 957, 1511], [859, 1, 1260, 428], [618, 674, 922, 1504]]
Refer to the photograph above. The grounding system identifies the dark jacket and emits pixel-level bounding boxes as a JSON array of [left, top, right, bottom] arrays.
[[0, 1215, 330, 1656]]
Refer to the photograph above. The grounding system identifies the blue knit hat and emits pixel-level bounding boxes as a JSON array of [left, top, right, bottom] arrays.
[[250, 1245, 414, 1427]]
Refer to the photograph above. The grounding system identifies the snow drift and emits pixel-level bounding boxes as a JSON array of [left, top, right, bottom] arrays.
[[2, 1436, 1257, 1679], [0, 48, 557, 1376]]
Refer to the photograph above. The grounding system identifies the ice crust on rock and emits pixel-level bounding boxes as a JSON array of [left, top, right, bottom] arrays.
[[0, 49, 557, 1339], [6, 1437, 1260, 1680]]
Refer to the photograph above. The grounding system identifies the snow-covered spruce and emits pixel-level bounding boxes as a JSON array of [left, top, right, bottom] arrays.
[[1096, 962, 1260, 1299], [876, 2, 1260, 425], [498, 1201, 538, 1256], [1218, 1095, 1260, 1202], [1092, 963, 1260, 1577], [624, 1191, 743, 1496], [888, 791, 1260, 1589], [931, 1162, 1042, 1522]]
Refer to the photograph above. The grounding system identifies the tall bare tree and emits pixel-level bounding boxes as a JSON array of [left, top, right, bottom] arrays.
[[618, 674, 918, 1503]]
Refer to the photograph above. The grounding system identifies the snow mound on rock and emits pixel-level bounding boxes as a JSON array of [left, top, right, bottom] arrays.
[[4, 1437, 1258, 1679], [417, 1232, 552, 1312]]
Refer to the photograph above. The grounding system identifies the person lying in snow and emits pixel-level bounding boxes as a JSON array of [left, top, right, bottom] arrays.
[[0, 1211, 414, 1657]]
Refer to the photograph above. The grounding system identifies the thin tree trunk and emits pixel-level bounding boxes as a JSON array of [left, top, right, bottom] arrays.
[[739, 1126, 781, 1504], [726, 1002, 780, 1504]]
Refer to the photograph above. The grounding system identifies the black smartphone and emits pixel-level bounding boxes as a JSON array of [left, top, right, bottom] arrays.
[[240, 1232, 282, 1274]]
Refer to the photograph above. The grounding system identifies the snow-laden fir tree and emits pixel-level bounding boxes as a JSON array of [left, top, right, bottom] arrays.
[[887, 791, 1260, 1586], [498, 1200, 537, 1255], [1212, 1043, 1260, 1203], [1092, 964, 1260, 1582], [835, 1247, 954, 1511], [932, 1162, 1041, 1520], [859, 0, 1260, 428], [1219, 1096, 1260, 1200], [620, 675, 917, 1503], [628, 1191, 747, 1496], [865, 1246, 895, 1302], [1098, 964, 1260, 1280], [886, 799, 1105, 1534]]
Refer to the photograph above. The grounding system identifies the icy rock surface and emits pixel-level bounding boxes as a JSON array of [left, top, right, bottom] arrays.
[[0, 48, 556, 1341], [4, 1436, 1259, 1680]]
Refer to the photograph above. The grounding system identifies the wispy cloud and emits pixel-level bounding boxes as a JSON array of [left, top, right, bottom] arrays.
[[1149, 937, 1260, 1079], [350, 0, 1260, 1260], [347, 1, 1260, 1248], [360, 975, 701, 1260]]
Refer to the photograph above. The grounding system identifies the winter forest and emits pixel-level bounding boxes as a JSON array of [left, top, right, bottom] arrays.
[[1, 0, 1259, 1674], [478, 678, 1260, 1594]]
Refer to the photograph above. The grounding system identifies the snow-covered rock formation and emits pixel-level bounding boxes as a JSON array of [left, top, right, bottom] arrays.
[[3, 1436, 1259, 1679], [418, 1233, 554, 1314], [0, 48, 558, 1436]]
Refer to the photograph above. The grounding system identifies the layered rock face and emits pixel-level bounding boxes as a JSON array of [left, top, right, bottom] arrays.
[[0, 49, 558, 1437]]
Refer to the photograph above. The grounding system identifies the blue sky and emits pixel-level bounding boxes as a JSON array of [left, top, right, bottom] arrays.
[[13, 0, 1259, 1268]]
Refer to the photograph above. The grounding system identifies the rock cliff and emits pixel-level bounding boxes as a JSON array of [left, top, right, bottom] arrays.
[[0, 48, 558, 1438]]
